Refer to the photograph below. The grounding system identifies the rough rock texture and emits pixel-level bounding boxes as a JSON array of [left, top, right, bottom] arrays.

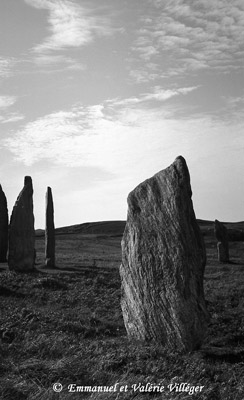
[[0, 185, 8, 262], [8, 176, 35, 272], [214, 219, 229, 262], [120, 156, 208, 352], [45, 187, 55, 268]]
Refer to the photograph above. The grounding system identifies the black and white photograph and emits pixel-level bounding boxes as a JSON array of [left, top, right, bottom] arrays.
[[0, 0, 244, 399]]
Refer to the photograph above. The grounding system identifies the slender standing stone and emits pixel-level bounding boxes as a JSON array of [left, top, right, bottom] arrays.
[[0, 185, 8, 262], [120, 156, 209, 352], [214, 219, 229, 262], [8, 176, 35, 272], [45, 187, 55, 268]]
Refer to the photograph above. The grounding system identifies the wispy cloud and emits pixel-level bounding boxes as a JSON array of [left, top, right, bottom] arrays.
[[25, 0, 113, 54], [32, 54, 86, 73], [3, 105, 107, 166], [108, 86, 199, 106], [3, 85, 198, 160], [0, 57, 16, 78], [0, 96, 17, 109], [4, 87, 243, 174], [130, 0, 244, 80], [0, 113, 25, 124], [220, 95, 244, 122], [0, 96, 25, 124]]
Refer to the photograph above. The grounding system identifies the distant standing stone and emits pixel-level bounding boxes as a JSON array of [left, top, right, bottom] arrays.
[[8, 176, 35, 272], [45, 187, 55, 268], [0, 185, 8, 262], [214, 219, 229, 262], [120, 156, 209, 352]]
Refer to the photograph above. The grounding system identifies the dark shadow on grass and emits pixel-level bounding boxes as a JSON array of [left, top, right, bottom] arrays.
[[31, 276, 68, 290], [227, 260, 244, 265], [37, 264, 113, 275], [202, 346, 244, 363], [0, 285, 27, 298]]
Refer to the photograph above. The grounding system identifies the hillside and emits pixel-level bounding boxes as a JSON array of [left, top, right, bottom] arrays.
[[36, 219, 244, 240], [35, 220, 126, 237]]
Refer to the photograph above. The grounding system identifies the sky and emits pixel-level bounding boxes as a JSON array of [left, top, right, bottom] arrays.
[[0, 0, 244, 228]]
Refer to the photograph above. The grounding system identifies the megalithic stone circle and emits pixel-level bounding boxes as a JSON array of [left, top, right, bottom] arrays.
[[120, 156, 209, 352], [0, 185, 8, 262], [214, 219, 229, 263], [45, 186, 55, 268], [8, 176, 35, 272]]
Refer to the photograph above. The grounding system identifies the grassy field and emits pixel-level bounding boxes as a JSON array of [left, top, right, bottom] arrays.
[[0, 221, 244, 399]]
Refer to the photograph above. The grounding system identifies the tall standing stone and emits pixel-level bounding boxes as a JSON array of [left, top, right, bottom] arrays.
[[0, 185, 8, 262], [214, 219, 229, 263], [120, 156, 208, 352], [8, 176, 35, 272], [45, 187, 55, 268]]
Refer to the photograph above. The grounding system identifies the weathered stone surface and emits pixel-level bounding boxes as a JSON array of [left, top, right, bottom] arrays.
[[45, 187, 55, 268], [0, 185, 8, 262], [214, 220, 229, 262], [120, 156, 208, 352], [8, 176, 35, 272]]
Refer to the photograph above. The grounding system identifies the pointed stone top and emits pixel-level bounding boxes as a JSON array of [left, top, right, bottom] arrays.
[[172, 155, 191, 189], [214, 219, 227, 241], [174, 155, 186, 164], [128, 155, 191, 208], [169, 153, 188, 170], [214, 219, 224, 229], [46, 187, 53, 200], [0, 184, 2, 191], [173, 155, 188, 171], [24, 176, 32, 186]]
